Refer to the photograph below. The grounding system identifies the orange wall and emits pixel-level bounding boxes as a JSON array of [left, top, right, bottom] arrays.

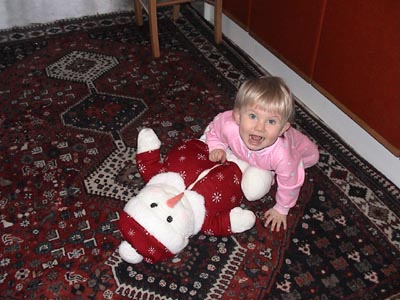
[[223, 0, 400, 155], [313, 0, 400, 153]]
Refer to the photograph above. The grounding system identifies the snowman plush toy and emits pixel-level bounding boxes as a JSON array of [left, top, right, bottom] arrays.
[[118, 128, 273, 264]]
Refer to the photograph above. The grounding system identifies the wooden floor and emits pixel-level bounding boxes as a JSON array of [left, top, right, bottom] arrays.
[[0, 0, 133, 29]]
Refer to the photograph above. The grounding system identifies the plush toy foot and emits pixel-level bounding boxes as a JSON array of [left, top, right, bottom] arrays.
[[241, 166, 274, 201], [119, 241, 144, 264], [137, 128, 161, 154], [229, 207, 256, 233]]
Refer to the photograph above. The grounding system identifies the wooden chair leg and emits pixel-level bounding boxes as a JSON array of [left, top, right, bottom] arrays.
[[214, 0, 222, 44], [134, 0, 143, 26], [148, 0, 160, 58], [172, 4, 180, 21]]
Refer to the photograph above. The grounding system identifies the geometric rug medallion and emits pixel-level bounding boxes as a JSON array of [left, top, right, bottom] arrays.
[[46, 50, 119, 83]]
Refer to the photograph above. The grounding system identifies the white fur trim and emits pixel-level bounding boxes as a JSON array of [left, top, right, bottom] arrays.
[[119, 241, 143, 264], [137, 128, 162, 154], [241, 166, 273, 201], [229, 207, 256, 233], [182, 190, 206, 234], [147, 172, 186, 192]]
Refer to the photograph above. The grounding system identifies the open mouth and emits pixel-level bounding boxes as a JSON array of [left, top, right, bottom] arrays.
[[249, 134, 264, 145]]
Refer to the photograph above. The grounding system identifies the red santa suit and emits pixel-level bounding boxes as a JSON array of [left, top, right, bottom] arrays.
[[136, 139, 244, 236]]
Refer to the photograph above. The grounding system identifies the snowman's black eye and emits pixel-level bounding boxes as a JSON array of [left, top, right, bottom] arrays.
[[150, 203, 158, 208], [167, 216, 173, 223]]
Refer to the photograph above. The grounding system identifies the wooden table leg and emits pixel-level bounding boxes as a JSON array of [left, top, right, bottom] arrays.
[[214, 0, 222, 44], [134, 0, 143, 26], [148, 0, 160, 58], [172, 4, 180, 21]]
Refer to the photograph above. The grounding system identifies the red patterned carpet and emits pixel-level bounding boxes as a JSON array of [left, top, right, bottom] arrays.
[[0, 6, 399, 300]]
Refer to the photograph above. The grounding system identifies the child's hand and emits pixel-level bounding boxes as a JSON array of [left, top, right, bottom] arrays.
[[209, 149, 227, 163], [263, 208, 287, 232]]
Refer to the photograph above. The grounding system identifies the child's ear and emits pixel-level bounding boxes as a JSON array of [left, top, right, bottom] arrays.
[[280, 122, 290, 135], [233, 109, 241, 124]]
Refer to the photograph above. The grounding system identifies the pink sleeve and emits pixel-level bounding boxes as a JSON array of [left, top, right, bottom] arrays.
[[273, 159, 305, 215], [272, 129, 318, 215], [205, 112, 231, 152]]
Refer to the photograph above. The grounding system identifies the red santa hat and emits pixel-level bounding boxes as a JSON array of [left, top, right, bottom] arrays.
[[119, 210, 174, 264]]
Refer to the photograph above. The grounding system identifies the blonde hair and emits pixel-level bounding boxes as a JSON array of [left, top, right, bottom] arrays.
[[234, 76, 295, 123]]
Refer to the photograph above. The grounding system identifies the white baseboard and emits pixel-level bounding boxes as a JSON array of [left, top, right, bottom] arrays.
[[203, 4, 400, 188]]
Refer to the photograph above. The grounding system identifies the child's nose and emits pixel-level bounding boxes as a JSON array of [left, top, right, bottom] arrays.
[[255, 121, 265, 131]]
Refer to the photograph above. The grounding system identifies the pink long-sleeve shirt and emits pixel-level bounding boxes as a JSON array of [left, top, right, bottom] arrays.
[[205, 110, 319, 215]]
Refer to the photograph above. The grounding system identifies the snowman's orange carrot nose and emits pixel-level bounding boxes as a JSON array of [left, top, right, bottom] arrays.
[[166, 192, 184, 208]]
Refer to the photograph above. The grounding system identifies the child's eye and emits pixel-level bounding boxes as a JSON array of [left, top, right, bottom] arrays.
[[267, 119, 277, 125], [249, 113, 257, 120]]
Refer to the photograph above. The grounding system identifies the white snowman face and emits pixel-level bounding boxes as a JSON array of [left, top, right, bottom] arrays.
[[124, 183, 195, 253]]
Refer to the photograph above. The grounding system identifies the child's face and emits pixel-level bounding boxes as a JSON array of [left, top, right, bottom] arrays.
[[233, 104, 290, 151]]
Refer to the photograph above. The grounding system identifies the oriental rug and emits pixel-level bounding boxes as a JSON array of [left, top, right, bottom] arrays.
[[0, 5, 399, 300]]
